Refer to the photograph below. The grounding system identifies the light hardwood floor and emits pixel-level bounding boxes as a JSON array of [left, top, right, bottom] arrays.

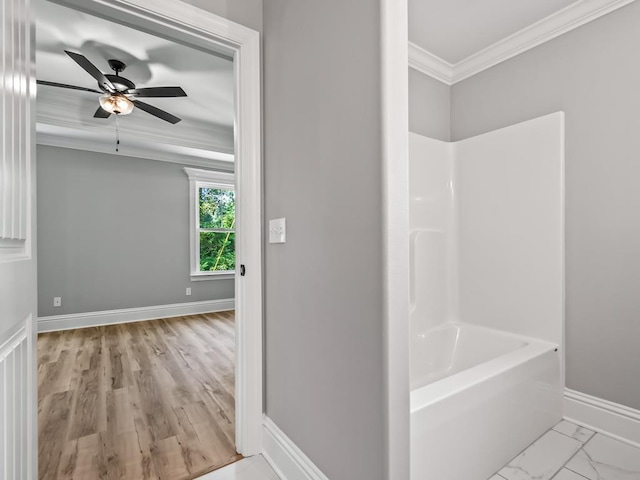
[[37, 311, 241, 480]]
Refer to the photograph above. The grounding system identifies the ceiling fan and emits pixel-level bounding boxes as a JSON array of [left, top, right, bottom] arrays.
[[37, 50, 187, 124]]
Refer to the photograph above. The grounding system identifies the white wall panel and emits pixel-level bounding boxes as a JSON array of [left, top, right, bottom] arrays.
[[409, 133, 455, 335], [454, 112, 564, 345], [1, 0, 30, 247], [0, 320, 30, 480], [409, 113, 564, 347], [0, 0, 36, 478]]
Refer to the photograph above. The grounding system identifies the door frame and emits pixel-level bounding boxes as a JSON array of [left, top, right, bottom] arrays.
[[46, 0, 263, 456]]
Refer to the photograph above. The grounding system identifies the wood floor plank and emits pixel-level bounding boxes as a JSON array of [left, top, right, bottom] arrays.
[[38, 311, 240, 480], [114, 430, 149, 479], [155, 435, 190, 480], [67, 360, 100, 440], [128, 390, 161, 480], [55, 437, 79, 479], [38, 330, 63, 364], [38, 391, 74, 480], [111, 387, 136, 434], [56, 432, 107, 480]]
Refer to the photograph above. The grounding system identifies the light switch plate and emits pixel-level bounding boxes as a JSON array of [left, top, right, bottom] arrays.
[[269, 218, 286, 243]]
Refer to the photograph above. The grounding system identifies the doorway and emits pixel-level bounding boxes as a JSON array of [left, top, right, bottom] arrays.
[[0, 0, 262, 477]]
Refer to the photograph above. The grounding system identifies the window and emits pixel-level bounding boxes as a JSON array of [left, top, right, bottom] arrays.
[[184, 168, 235, 279]]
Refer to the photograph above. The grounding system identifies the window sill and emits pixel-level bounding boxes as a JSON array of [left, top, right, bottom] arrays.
[[190, 272, 235, 282]]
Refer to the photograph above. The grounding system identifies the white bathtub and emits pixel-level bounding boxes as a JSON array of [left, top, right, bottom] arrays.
[[410, 323, 562, 480]]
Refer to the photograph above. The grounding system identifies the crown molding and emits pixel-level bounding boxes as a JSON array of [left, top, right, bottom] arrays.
[[37, 128, 235, 171], [408, 42, 453, 85], [409, 0, 637, 85], [36, 89, 234, 153], [36, 113, 233, 154], [451, 0, 638, 83], [36, 95, 235, 169]]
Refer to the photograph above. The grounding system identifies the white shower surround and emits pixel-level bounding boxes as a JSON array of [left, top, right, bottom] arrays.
[[409, 112, 565, 480]]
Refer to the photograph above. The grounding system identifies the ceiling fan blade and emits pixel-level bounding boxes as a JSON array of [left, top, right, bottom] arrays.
[[133, 100, 181, 124], [65, 50, 115, 92], [37, 80, 102, 94], [126, 86, 187, 98], [93, 106, 111, 119]]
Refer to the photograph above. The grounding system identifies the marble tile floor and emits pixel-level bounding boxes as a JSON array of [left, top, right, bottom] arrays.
[[490, 420, 640, 480], [196, 420, 640, 480]]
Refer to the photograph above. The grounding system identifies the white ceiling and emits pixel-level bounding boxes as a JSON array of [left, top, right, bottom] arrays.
[[408, 0, 578, 64], [36, 0, 235, 166]]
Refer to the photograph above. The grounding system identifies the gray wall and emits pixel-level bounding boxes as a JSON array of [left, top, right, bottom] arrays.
[[409, 68, 450, 141], [180, 0, 262, 33], [37, 145, 234, 317], [451, 2, 640, 409], [263, 1, 386, 479]]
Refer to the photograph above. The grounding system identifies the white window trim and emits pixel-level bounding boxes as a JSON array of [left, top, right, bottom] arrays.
[[184, 167, 235, 280]]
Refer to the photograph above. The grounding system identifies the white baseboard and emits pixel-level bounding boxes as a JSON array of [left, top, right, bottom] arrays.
[[262, 416, 329, 480], [564, 388, 640, 448], [37, 298, 235, 333]]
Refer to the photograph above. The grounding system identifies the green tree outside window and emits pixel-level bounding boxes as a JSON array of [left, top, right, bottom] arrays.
[[198, 188, 235, 272]]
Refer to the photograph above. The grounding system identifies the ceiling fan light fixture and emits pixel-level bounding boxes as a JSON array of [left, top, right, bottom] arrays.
[[41, 52, 184, 123], [99, 93, 134, 115]]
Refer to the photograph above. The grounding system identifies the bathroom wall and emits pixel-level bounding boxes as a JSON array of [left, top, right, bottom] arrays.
[[263, 1, 389, 479], [451, 1, 640, 409], [181, 0, 262, 33], [409, 69, 450, 141]]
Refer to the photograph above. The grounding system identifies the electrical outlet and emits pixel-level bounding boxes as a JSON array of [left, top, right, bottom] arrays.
[[53, 297, 62, 307], [186, 287, 192, 296]]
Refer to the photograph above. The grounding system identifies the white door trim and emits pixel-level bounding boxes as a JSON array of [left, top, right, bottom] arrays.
[[381, 0, 411, 477], [48, 0, 263, 455]]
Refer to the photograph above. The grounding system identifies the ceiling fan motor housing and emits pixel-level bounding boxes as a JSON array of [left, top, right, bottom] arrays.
[[104, 74, 135, 92], [104, 59, 135, 92]]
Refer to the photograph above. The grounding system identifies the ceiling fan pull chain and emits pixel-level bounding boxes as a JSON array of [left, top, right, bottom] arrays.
[[115, 115, 120, 152]]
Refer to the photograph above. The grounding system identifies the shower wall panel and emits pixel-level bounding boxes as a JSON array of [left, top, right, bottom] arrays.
[[409, 134, 454, 335], [454, 112, 564, 345]]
